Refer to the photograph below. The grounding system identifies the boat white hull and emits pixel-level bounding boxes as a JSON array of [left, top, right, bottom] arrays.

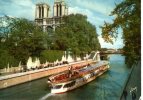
[[51, 65, 110, 94]]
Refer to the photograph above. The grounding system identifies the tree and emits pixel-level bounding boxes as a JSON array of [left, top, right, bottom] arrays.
[[5, 18, 46, 64], [0, 49, 19, 69], [0, 14, 101, 68], [0, 16, 20, 68], [0, 16, 14, 40], [101, 0, 141, 66], [40, 50, 63, 63], [54, 14, 100, 56]]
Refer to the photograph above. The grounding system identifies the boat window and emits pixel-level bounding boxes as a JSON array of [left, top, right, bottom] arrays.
[[53, 85, 62, 89], [64, 81, 75, 88]]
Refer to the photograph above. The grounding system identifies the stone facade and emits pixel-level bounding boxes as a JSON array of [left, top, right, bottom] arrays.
[[53, 0, 68, 17], [35, 0, 68, 32]]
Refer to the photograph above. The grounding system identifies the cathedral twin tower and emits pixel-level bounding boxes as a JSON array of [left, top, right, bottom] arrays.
[[53, 0, 68, 17], [35, 0, 68, 32]]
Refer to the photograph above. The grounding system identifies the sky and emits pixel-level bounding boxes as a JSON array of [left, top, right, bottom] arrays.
[[0, 0, 124, 49]]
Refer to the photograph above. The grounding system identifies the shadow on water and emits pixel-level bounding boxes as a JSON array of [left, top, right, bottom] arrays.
[[0, 54, 130, 100]]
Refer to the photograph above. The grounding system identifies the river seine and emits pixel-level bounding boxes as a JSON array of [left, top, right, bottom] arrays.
[[0, 54, 131, 100]]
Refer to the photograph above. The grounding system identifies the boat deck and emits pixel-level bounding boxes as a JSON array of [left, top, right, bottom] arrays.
[[49, 61, 109, 84]]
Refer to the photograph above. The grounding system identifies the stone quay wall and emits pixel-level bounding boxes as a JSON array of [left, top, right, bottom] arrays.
[[0, 66, 22, 74], [0, 60, 93, 89]]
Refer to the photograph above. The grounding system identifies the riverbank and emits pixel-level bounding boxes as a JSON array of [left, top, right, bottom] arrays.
[[120, 61, 141, 100], [0, 54, 130, 100], [0, 60, 93, 90]]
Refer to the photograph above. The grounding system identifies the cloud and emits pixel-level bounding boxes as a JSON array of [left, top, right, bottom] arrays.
[[68, 6, 93, 19], [68, 0, 122, 15], [68, 0, 122, 30], [0, 0, 124, 49], [0, 0, 35, 20], [69, 7, 107, 26], [68, 6, 114, 35], [75, 0, 113, 15]]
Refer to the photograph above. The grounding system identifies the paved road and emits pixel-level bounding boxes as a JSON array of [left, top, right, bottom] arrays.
[[120, 61, 141, 100]]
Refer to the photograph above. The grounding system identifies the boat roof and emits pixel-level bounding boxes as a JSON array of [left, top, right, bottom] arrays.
[[49, 61, 109, 84], [78, 61, 108, 72]]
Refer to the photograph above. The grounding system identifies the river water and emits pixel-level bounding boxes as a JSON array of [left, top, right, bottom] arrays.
[[0, 54, 131, 100]]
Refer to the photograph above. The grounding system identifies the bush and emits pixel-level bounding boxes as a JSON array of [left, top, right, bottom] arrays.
[[40, 50, 64, 63], [0, 49, 19, 69]]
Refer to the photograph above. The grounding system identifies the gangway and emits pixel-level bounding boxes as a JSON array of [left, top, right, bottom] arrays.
[[88, 51, 100, 61]]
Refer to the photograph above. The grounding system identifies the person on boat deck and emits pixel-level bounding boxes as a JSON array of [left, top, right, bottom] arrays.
[[68, 66, 73, 77]]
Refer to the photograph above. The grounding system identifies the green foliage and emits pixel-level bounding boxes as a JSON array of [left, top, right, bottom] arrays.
[[5, 18, 46, 64], [101, 0, 141, 66], [0, 49, 19, 69], [0, 14, 101, 68], [54, 14, 100, 55], [0, 18, 47, 66], [40, 50, 64, 63]]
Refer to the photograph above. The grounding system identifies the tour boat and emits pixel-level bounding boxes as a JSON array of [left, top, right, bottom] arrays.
[[47, 60, 110, 94]]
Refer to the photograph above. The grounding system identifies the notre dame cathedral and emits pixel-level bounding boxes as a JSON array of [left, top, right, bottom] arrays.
[[35, 0, 68, 32]]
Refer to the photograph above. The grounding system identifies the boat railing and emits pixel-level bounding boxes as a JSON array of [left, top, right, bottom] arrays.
[[51, 71, 81, 83], [50, 62, 109, 84]]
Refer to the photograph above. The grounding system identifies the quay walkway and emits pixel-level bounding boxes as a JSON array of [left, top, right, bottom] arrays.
[[120, 61, 141, 100], [0, 60, 93, 90]]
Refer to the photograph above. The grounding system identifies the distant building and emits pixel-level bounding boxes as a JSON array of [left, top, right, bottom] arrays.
[[35, 0, 68, 32]]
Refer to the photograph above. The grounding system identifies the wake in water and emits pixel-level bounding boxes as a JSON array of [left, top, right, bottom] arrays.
[[39, 93, 55, 100]]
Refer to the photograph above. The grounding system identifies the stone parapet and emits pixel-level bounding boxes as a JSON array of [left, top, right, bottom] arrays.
[[0, 60, 94, 89]]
